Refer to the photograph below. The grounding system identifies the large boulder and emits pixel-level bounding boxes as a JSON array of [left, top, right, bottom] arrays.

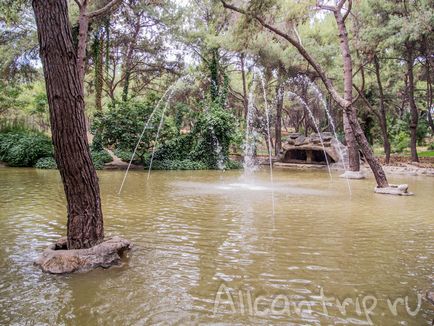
[[34, 236, 132, 274]]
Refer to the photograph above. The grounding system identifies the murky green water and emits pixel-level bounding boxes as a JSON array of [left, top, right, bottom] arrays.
[[0, 167, 433, 325]]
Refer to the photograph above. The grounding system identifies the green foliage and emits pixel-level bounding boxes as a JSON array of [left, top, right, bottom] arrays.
[[427, 142, 434, 151], [391, 131, 410, 153], [90, 132, 104, 152], [91, 97, 178, 161], [418, 151, 434, 157], [152, 134, 194, 161], [149, 159, 208, 170], [113, 148, 135, 163], [225, 159, 243, 169], [0, 82, 26, 114], [91, 149, 112, 170], [0, 130, 53, 167], [388, 114, 429, 151], [190, 104, 236, 168], [152, 104, 238, 169], [0, 119, 34, 133], [35, 157, 57, 169]]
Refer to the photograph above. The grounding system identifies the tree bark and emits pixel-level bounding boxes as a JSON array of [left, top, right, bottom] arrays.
[[77, 3, 90, 86], [33, 0, 104, 249], [373, 55, 391, 163], [335, 8, 387, 185], [94, 32, 104, 111], [275, 74, 283, 156], [240, 53, 248, 118], [333, 9, 359, 172], [343, 112, 360, 170], [405, 42, 419, 162], [424, 36, 434, 134]]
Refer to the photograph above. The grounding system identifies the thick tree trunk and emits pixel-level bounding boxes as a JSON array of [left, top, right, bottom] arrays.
[[373, 56, 391, 163], [405, 43, 419, 162], [343, 112, 360, 171], [33, 0, 104, 249], [345, 108, 388, 185]]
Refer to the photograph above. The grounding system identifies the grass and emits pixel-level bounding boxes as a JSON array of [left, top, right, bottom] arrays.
[[418, 150, 434, 157]]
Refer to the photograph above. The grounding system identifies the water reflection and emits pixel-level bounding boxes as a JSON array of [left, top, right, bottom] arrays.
[[0, 168, 433, 324]]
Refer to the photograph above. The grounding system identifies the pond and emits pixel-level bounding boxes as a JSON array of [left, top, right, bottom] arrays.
[[0, 168, 433, 324]]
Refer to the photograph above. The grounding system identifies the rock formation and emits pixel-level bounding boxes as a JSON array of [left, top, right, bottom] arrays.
[[34, 236, 132, 274]]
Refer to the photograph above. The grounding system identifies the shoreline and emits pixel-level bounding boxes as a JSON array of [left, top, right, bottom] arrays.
[[2, 159, 434, 177]]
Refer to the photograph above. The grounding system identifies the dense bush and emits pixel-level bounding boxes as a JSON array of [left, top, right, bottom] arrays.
[[35, 157, 57, 169], [91, 97, 178, 161], [152, 105, 238, 169], [149, 159, 208, 170], [152, 134, 194, 161], [190, 104, 237, 168], [225, 159, 243, 169], [91, 149, 112, 170], [0, 131, 53, 167], [114, 148, 137, 163], [391, 131, 410, 153]]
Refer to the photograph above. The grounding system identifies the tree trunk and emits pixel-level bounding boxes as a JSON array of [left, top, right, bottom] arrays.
[[424, 37, 434, 134], [405, 43, 419, 162], [94, 32, 104, 111], [334, 10, 359, 172], [345, 108, 388, 185], [122, 13, 142, 102], [343, 112, 360, 171], [373, 56, 391, 163], [77, 4, 90, 86], [240, 53, 248, 118], [275, 75, 283, 156], [334, 9, 387, 186], [33, 0, 104, 249]]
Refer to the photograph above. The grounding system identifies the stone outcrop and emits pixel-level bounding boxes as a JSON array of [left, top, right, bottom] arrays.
[[34, 236, 132, 274], [277, 132, 346, 166]]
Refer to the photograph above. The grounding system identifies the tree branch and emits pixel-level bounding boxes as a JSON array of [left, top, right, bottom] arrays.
[[74, 0, 83, 9], [220, 0, 348, 108], [342, 0, 352, 22], [88, 0, 122, 19], [353, 84, 381, 120]]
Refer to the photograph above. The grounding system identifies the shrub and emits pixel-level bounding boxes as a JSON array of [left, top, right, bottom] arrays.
[[190, 104, 237, 168], [91, 149, 112, 169], [91, 97, 178, 159], [151, 105, 238, 169], [0, 131, 53, 167], [152, 134, 193, 162], [428, 142, 434, 150], [149, 159, 208, 170], [225, 159, 243, 169], [114, 148, 142, 164], [35, 157, 57, 169], [391, 131, 409, 153]]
